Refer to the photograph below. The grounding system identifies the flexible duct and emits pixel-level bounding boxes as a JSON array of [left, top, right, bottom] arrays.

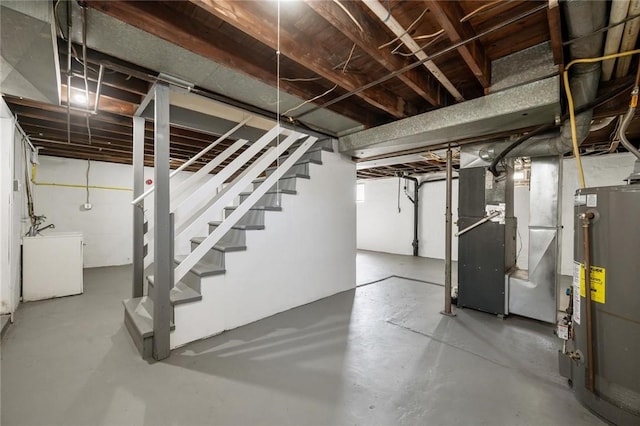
[[487, 0, 607, 162]]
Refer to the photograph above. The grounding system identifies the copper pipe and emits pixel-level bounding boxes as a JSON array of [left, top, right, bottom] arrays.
[[581, 210, 596, 393]]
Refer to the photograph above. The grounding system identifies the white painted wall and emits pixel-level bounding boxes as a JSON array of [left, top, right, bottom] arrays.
[[357, 153, 637, 276], [171, 149, 357, 347], [357, 177, 459, 260], [0, 100, 29, 316], [33, 156, 215, 268], [1, 110, 15, 314]]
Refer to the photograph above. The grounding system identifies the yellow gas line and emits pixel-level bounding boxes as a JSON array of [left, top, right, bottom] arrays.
[[563, 48, 640, 189], [30, 164, 132, 192]]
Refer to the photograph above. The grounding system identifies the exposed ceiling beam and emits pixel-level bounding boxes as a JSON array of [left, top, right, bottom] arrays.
[[361, 0, 464, 102], [61, 84, 136, 116], [84, 0, 381, 127], [305, 0, 451, 107], [190, 0, 414, 118], [546, 0, 564, 67], [425, 0, 490, 89], [67, 76, 142, 105], [356, 153, 426, 170]]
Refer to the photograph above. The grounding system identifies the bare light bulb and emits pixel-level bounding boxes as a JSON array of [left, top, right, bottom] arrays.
[[72, 92, 87, 105]]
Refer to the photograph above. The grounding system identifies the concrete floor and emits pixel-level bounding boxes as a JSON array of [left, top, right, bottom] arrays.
[[1, 251, 602, 425]]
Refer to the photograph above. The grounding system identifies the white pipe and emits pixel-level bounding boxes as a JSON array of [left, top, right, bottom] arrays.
[[362, 0, 464, 102], [602, 0, 630, 81], [615, 0, 640, 78]]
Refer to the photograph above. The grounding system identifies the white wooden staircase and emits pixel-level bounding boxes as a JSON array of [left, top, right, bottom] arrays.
[[123, 138, 335, 358], [121, 84, 356, 360]]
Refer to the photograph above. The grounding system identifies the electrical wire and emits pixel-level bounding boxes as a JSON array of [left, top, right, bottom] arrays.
[[282, 43, 356, 117], [80, 5, 92, 145], [53, 0, 64, 39], [397, 176, 401, 213], [607, 115, 624, 153], [563, 49, 640, 188], [85, 158, 91, 205], [516, 228, 523, 266], [460, 0, 506, 23], [414, 29, 445, 41], [66, 0, 71, 145], [277, 0, 281, 200], [332, 0, 364, 33], [378, 8, 429, 49], [282, 85, 338, 116], [383, 0, 391, 22], [280, 76, 323, 82], [295, 3, 547, 119], [392, 32, 445, 57]]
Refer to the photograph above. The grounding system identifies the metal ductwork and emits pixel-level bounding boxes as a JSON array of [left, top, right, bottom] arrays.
[[478, 0, 608, 161], [457, 0, 609, 325], [508, 0, 607, 324], [0, 1, 60, 104]]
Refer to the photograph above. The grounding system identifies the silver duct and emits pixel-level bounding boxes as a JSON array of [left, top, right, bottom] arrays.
[[508, 0, 607, 323], [479, 0, 608, 160], [509, 156, 563, 323]]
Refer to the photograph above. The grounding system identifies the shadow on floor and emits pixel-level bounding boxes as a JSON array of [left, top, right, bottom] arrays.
[[167, 289, 356, 402]]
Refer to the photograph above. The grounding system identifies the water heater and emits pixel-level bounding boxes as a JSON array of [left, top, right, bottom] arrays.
[[558, 184, 640, 425]]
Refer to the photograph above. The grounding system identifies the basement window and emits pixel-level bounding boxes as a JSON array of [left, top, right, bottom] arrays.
[[356, 183, 365, 203]]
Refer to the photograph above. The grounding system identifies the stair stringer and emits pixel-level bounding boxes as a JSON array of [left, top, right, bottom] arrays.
[[170, 149, 356, 348]]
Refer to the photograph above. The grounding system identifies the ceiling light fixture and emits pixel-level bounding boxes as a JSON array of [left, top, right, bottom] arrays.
[[72, 92, 87, 105]]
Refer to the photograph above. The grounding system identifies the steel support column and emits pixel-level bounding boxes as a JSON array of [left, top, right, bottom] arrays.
[[441, 147, 456, 316], [132, 116, 145, 298], [152, 83, 171, 361]]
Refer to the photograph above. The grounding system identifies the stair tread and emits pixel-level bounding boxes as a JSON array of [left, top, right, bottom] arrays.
[[171, 282, 202, 305], [252, 176, 298, 184], [208, 221, 265, 231], [272, 157, 322, 168], [239, 189, 296, 196], [224, 205, 282, 212], [146, 277, 203, 306], [265, 157, 317, 171], [282, 144, 330, 155], [123, 297, 175, 338], [123, 297, 153, 338], [190, 236, 247, 252], [174, 254, 227, 276]]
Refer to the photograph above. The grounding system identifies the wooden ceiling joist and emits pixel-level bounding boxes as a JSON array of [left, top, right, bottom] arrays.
[[546, 0, 564, 67], [305, 0, 450, 107], [60, 84, 136, 116], [190, 0, 416, 118], [84, 0, 383, 127], [425, 0, 490, 89]]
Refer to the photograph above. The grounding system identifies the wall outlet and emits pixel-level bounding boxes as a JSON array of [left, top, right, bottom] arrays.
[[80, 203, 92, 211]]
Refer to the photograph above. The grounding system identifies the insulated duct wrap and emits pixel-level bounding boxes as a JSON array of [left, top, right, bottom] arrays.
[[477, 0, 607, 160]]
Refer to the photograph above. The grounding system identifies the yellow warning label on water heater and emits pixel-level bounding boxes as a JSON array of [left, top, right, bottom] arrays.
[[578, 264, 606, 304]]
